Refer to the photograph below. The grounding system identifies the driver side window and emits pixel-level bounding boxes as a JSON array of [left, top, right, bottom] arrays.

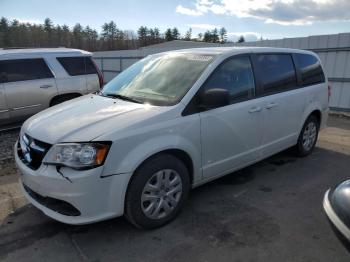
[[202, 56, 256, 104]]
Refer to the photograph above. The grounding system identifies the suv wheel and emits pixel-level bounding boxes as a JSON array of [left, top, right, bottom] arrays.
[[295, 115, 319, 157], [125, 154, 190, 229]]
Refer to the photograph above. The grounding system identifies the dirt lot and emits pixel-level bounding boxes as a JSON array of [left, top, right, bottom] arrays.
[[0, 115, 349, 261]]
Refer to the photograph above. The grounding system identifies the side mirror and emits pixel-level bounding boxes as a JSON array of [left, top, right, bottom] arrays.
[[200, 88, 230, 110]]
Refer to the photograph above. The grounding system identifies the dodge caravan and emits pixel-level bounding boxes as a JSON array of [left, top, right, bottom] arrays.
[[15, 47, 329, 228]]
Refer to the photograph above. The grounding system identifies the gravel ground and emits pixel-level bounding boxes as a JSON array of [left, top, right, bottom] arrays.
[[0, 129, 20, 178], [0, 129, 18, 159]]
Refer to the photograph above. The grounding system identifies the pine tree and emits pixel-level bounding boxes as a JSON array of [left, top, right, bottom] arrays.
[[44, 18, 53, 46], [61, 25, 71, 47], [73, 23, 83, 49], [165, 28, 173, 41], [211, 28, 219, 43], [171, 27, 180, 40], [153, 28, 160, 43], [203, 29, 220, 43], [203, 31, 211, 42], [0, 17, 9, 47], [237, 35, 245, 43], [137, 26, 148, 47], [219, 27, 227, 43], [0, 16, 182, 50], [184, 28, 192, 41]]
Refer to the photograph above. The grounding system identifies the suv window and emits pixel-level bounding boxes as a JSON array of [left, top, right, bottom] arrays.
[[57, 56, 97, 76], [295, 53, 325, 86], [256, 54, 296, 95], [85, 57, 98, 74], [202, 56, 255, 104], [0, 58, 54, 83]]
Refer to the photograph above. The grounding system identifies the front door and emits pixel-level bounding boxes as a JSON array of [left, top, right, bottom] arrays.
[[199, 55, 264, 178]]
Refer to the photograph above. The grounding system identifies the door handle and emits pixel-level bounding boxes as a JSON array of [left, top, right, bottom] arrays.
[[266, 102, 278, 109], [40, 84, 52, 89], [248, 106, 262, 113]]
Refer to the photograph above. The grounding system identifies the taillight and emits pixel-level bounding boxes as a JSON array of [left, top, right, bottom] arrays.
[[328, 85, 331, 102], [92, 59, 104, 89]]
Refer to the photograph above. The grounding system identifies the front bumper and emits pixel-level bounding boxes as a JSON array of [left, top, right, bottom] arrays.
[[15, 141, 132, 225], [323, 189, 350, 241]]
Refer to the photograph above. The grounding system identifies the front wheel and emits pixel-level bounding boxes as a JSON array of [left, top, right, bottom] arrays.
[[124, 154, 190, 229], [295, 115, 319, 157]]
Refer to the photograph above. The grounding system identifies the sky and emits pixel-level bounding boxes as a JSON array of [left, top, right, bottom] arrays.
[[1, 0, 350, 41]]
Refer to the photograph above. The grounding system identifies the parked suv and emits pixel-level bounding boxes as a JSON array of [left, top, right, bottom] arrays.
[[15, 47, 329, 228], [0, 48, 103, 127]]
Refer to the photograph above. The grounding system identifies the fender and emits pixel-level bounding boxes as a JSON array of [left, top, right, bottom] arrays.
[[124, 135, 199, 172], [299, 100, 323, 132], [118, 135, 201, 177], [103, 115, 202, 182]]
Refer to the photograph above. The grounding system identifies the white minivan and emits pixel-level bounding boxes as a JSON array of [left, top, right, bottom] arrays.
[[0, 48, 103, 128], [15, 47, 329, 229]]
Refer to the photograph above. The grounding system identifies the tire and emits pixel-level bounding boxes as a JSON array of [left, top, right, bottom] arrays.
[[125, 154, 190, 229], [50, 94, 80, 106], [295, 115, 319, 157]]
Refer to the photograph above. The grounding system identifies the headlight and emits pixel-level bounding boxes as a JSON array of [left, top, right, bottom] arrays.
[[43, 142, 111, 169]]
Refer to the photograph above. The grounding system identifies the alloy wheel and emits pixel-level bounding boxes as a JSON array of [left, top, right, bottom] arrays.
[[302, 121, 317, 151], [141, 169, 183, 219]]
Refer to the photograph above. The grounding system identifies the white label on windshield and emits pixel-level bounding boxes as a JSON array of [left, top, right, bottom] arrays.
[[187, 55, 213, 62]]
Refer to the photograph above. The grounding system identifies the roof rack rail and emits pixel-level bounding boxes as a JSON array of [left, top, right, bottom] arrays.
[[2, 46, 67, 50]]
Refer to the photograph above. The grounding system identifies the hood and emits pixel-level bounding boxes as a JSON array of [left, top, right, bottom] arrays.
[[23, 94, 173, 144]]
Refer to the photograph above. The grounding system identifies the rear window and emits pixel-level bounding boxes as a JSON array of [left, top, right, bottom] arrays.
[[256, 54, 297, 95], [295, 53, 325, 86], [57, 56, 97, 76], [85, 57, 98, 74], [0, 58, 54, 83]]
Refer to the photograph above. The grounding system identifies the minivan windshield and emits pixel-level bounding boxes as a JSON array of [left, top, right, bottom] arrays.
[[101, 53, 215, 106]]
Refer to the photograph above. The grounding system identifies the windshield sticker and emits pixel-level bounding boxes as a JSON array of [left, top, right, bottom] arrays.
[[187, 55, 213, 62]]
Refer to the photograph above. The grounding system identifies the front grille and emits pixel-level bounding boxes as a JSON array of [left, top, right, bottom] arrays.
[[23, 184, 81, 216], [17, 133, 51, 170]]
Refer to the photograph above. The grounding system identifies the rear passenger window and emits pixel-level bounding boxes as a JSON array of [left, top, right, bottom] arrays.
[[57, 57, 86, 76], [256, 54, 297, 95], [57, 56, 97, 76], [85, 57, 98, 75], [57, 57, 97, 76], [0, 58, 54, 83], [295, 53, 325, 86], [202, 56, 255, 104]]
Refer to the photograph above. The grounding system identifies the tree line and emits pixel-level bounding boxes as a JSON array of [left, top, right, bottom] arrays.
[[0, 17, 245, 51]]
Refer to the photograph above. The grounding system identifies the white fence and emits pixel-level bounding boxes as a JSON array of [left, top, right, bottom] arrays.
[[93, 50, 143, 82], [93, 34, 350, 111]]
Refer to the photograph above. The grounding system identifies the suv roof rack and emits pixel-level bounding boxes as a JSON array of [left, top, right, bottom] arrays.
[[2, 46, 67, 50]]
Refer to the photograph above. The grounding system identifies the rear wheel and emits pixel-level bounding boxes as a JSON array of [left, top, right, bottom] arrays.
[[295, 115, 319, 157], [125, 154, 190, 229]]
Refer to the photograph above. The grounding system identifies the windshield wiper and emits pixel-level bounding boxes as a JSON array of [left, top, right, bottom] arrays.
[[101, 93, 143, 104]]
